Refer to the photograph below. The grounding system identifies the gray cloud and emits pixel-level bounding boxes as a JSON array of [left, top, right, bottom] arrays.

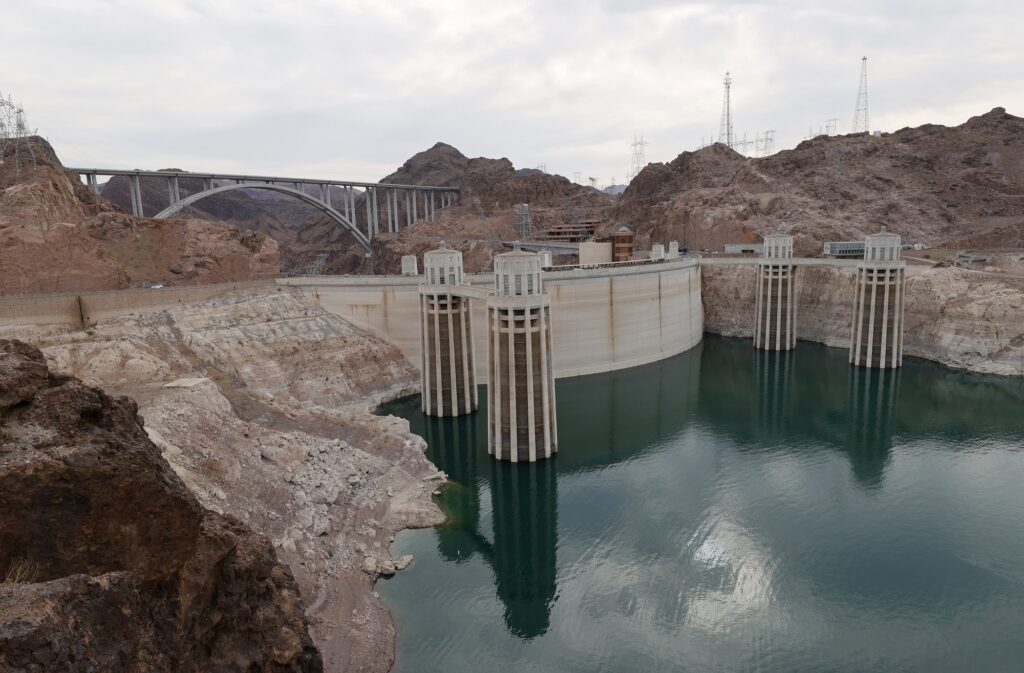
[[6, 0, 1023, 184]]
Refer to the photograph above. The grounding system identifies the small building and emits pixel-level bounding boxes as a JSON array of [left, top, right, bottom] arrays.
[[724, 243, 764, 255], [579, 241, 613, 265], [611, 226, 635, 262], [823, 241, 866, 258], [401, 255, 418, 276]]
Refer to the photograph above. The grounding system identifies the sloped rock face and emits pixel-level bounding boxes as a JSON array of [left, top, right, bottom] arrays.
[[0, 137, 279, 295], [0, 339, 322, 672], [13, 288, 444, 672], [616, 108, 1024, 253]]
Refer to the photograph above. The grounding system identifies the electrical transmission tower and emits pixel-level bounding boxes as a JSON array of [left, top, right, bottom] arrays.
[[535, 163, 547, 173], [719, 72, 734, 148], [572, 171, 582, 184], [825, 118, 838, 135], [734, 132, 753, 156], [588, 177, 598, 189], [755, 130, 776, 157], [852, 56, 870, 134], [0, 92, 37, 180], [627, 134, 649, 182], [514, 204, 532, 238]]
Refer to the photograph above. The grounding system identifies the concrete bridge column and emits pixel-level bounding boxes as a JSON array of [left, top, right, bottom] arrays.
[[168, 176, 181, 205], [754, 234, 797, 351], [430, 191, 436, 222], [488, 250, 557, 462], [129, 174, 143, 217], [850, 232, 906, 369], [85, 173, 99, 194], [419, 247, 477, 416], [412, 189, 419, 222]]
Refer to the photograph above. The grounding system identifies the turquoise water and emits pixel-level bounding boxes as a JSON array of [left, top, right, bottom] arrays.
[[378, 337, 1024, 673]]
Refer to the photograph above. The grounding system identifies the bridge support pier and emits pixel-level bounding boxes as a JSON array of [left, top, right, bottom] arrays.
[[420, 247, 478, 416], [487, 250, 557, 462], [754, 234, 797, 351], [129, 174, 143, 217], [850, 232, 906, 369]]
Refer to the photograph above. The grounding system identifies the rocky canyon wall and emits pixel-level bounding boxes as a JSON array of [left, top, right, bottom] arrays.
[[702, 264, 1024, 376]]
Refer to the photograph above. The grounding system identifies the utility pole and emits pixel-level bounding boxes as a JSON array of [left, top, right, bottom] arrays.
[[852, 56, 870, 134]]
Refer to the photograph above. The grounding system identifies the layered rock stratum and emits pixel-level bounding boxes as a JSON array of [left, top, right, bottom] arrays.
[[0, 338, 323, 672]]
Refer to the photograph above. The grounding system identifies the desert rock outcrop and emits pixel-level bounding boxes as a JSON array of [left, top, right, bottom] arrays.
[[0, 339, 322, 672]]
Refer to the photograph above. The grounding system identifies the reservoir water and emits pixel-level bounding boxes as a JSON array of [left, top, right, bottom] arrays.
[[378, 336, 1024, 673]]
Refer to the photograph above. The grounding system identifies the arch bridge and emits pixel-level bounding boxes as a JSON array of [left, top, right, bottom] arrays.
[[69, 167, 461, 252]]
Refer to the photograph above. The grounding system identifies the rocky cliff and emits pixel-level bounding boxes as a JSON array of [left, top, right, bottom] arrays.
[[0, 138, 279, 295], [615, 108, 1024, 254], [0, 339, 322, 672], [702, 264, 1024, 376], [7, 287, 445, 672]]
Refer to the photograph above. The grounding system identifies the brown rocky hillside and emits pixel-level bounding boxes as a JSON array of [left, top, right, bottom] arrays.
[[0, 137, 278, 295], [613, 107, 1024, 254]]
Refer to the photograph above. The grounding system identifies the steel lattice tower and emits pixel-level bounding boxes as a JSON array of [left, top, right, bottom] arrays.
[[627, 134, 648, 182], [719, 72, 734, 148], [852, 57, 870, 134]]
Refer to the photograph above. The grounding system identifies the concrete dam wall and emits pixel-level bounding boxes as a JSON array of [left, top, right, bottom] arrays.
[[281, 257, 705, 380]]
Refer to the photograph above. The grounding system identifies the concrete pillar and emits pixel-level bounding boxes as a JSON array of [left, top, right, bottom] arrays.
[[405, 190, 412, 227], [419, 247, 477, 417], [651, 244, 665, 261], [488, 250, 557, 462], [86, 173, 99, 194], [754, 234, 797, 351], [366, 187, 375, 239], [668, 241, 680, 258], [203, 177, 213, 192], [129, 174, 143, 217], [412, 189, 419, 222], [168, 175, 181, 205], [850, 232, 906, 369], [430, 191, 436, 222]]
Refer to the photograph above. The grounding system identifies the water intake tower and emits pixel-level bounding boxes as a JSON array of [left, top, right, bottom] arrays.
[[754, 234, 797, 351], [850, 232, 906, 369], [419, 246, 478, 416], [487, 250, 558, 462]]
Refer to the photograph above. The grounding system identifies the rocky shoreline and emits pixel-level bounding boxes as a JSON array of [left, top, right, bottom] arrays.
[[1, 288, 446, 672]]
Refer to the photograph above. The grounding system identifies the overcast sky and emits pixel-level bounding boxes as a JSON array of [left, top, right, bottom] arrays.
[[6, 0, 1023, 185]]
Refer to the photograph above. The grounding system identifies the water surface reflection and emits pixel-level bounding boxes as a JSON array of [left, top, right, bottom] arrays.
[[381, 337, 1024, 673]]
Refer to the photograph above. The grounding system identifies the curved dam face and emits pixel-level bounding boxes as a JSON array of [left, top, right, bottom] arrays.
[[279, 257, 704, 380]]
